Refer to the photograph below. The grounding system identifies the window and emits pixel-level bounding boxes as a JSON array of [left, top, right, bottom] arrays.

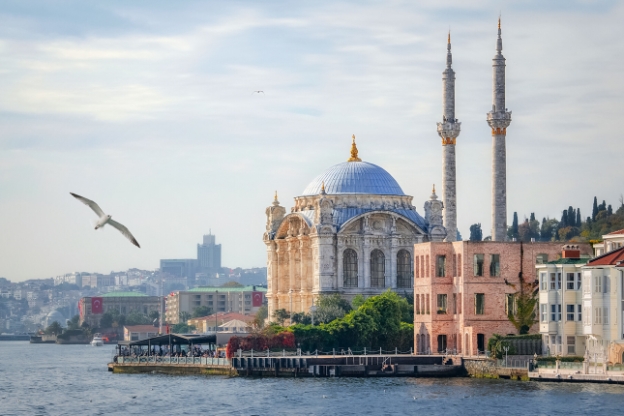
[[437, 255, 446, 277], [567, 305, 575, 321], [536, 253, 548, 264], [426, 255, 430, 277], [452, 293, 457, 314], [577, 304, 582, 322], [475, 293, 484, 315], [453, 254, 457, 277], [343, 249, 358, 287], [426, 294, 430, 315], [583, 307, 590, 325], [415, 295, 420, 315], [397, 250, 412, 288], [505, 294, 515, 317], [594, 276, 602, 293], [551, 304, 561, 321], [490, 254, 500, 277], [437, 335, 447, 352], [540, 272, 548, 291], [583, 272, 591, 294], [540, 304, 547, 322], [576, 273, 582, 290], [370, 249, 385, 288], [458, 293, 462, 314], [420, 255, 425, 278], [474, 254, 484, 276], [550, 273, 561, 290], [567, 336, 576, 355], [594, 308, 602, 324], [566, 273, 575, 290], [457, 254, 462, 276], [437, 294, 447, 314], [415, 256, 420, 278]]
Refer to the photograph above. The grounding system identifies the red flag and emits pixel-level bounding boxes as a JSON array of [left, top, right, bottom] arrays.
[[91, 297, 103, 314], [252, 292, 263, 307]]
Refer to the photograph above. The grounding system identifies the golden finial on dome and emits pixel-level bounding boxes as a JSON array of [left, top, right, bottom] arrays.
[[498, 16, 501, 29], [348, 134, 362, 162], [432, 184, 436, 194], [448, 31, 450, 44], [273, 190, 279, 206], [321, 181, 325, 192]]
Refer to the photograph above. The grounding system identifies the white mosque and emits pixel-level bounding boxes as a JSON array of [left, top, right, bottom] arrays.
[[263, 137, 446, 318]]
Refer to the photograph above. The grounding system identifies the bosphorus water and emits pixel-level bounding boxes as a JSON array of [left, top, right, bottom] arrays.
[[1, 342, 623, 415]]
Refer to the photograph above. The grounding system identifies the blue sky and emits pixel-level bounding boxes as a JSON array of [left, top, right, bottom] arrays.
[[0, 0, 622, 281]]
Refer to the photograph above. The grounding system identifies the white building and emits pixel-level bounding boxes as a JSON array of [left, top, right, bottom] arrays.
[[581, 245, 624, 364], [537, 245, 589, 356]]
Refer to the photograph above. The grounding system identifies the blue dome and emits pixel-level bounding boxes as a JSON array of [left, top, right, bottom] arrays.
[[302, 161, 405, 196]]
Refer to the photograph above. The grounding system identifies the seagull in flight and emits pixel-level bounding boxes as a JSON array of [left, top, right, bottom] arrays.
[[70, 192, 141, 248], [251, 90, 264, 95]]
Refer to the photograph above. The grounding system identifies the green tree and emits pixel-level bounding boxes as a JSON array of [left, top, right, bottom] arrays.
[[351, 294, 366, 309], [272, 308, 289, 325], [148, 311, 160, 321], [67, 315, 80, 330], [99, 312, 114, 329], [126, 312, 150, 325], [192, 306, 212, 318], [592, 196, 598, 221], [179, 311, 191, 323], [291, 312, 311, 325], [469, 223, 483, 241], [45, 321, 63, 335], [171, 323, 196, 334], [253, 305, 268, 328]]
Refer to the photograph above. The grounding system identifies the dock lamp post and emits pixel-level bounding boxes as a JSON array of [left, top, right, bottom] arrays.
[[310, 304, 317, 326], [289, 289, 293, 325], [503, 345, 509, 367]]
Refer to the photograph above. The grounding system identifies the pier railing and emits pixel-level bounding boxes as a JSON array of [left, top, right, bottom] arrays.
[[116, 356, 230, 366], [236, 347, 415, 358]]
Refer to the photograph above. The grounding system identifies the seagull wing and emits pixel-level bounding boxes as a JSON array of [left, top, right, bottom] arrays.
[[70, 192, 105, 217], [108, 219, 141, 248]]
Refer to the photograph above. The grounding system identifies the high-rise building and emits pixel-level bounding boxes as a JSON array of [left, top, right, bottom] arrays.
[[487, 18, 512, 241], [437, 32, 461, 243], [197, 232, 222, 274]]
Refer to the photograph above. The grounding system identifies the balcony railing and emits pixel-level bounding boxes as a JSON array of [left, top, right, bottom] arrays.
[[116, 356, 230, 366]]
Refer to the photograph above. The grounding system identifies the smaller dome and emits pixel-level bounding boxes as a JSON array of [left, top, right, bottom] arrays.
[[45, 310, 66, 327]]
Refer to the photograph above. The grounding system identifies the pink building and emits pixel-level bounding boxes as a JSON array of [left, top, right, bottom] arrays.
[[413, 241, 592, 355]]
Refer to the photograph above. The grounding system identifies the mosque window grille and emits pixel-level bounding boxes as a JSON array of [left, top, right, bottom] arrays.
[[370, 250, 385, 288], [396, 250, 412, 288], [343, 249, 358, 288]]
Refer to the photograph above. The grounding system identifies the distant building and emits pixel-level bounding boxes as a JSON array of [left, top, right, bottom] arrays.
[[160, 259, 198, 278], [593, 229, 624, 257], [124, 325, 159, 341], [414, 241, 592, 356], [165, 286, 266, 324], [197, 233, 222, 274], [188, 312, 254, 333], [79, 292, 161, 327]]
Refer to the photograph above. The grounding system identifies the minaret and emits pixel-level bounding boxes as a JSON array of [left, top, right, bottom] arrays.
[[487, 18, 512, 241], [436, 32, 461, 242]]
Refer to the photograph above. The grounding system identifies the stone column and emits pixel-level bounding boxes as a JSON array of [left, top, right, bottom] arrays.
[[437, 32, 461, 243], [486, 19, 512, 241]]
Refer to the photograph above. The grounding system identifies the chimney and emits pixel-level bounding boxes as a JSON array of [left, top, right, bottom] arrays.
[[562, 244, 581, 259]]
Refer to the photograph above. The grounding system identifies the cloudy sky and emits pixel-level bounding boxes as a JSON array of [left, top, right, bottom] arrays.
[[0, 0, 622, 281]]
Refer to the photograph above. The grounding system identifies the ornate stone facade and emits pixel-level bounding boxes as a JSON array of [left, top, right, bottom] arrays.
[[263, 140, 446, 318]]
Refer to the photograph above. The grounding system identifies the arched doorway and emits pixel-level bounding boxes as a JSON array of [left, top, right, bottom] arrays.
[[370, 249, 385, 288]]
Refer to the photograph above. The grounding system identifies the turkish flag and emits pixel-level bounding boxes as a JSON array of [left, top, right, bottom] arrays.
[[252, 292, 263, 307], [91, 297, 103, 314]]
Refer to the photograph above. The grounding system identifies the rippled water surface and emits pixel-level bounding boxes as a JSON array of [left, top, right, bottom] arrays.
[[1, 342, 623, 415]]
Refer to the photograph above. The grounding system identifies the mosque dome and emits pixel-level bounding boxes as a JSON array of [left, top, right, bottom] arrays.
[[44, 310, 66, 328], [301, 136, 405, 196]]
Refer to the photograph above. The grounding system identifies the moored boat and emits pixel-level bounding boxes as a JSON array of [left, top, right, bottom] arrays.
[[91, 334, 104, 347]]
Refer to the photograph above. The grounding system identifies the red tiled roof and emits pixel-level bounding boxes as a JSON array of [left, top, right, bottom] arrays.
[[606, 229, 624, 235], [586, 246, 624, 266]]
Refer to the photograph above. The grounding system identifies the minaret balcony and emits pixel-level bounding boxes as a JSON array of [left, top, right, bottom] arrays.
[[436, 121, 461, 145]]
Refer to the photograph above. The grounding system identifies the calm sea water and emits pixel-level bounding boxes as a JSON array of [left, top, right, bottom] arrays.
[[0, 341, 623, 415]]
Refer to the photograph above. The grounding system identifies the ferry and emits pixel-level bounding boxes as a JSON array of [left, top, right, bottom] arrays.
[[91, 334, 104, 347]]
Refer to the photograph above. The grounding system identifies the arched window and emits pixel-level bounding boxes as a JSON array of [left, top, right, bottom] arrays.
[[370, 249, 385, 288], [397, 250, 412, 288], [343, 249, 358, 288]]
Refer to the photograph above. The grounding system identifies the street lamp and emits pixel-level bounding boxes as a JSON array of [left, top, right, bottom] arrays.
[[503, 345, 509, 367], [289, 289, 293, 325], [310, 305, 317, 326]]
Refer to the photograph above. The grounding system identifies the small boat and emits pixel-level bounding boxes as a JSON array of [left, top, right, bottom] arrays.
[[91, 334, 104, 347]]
